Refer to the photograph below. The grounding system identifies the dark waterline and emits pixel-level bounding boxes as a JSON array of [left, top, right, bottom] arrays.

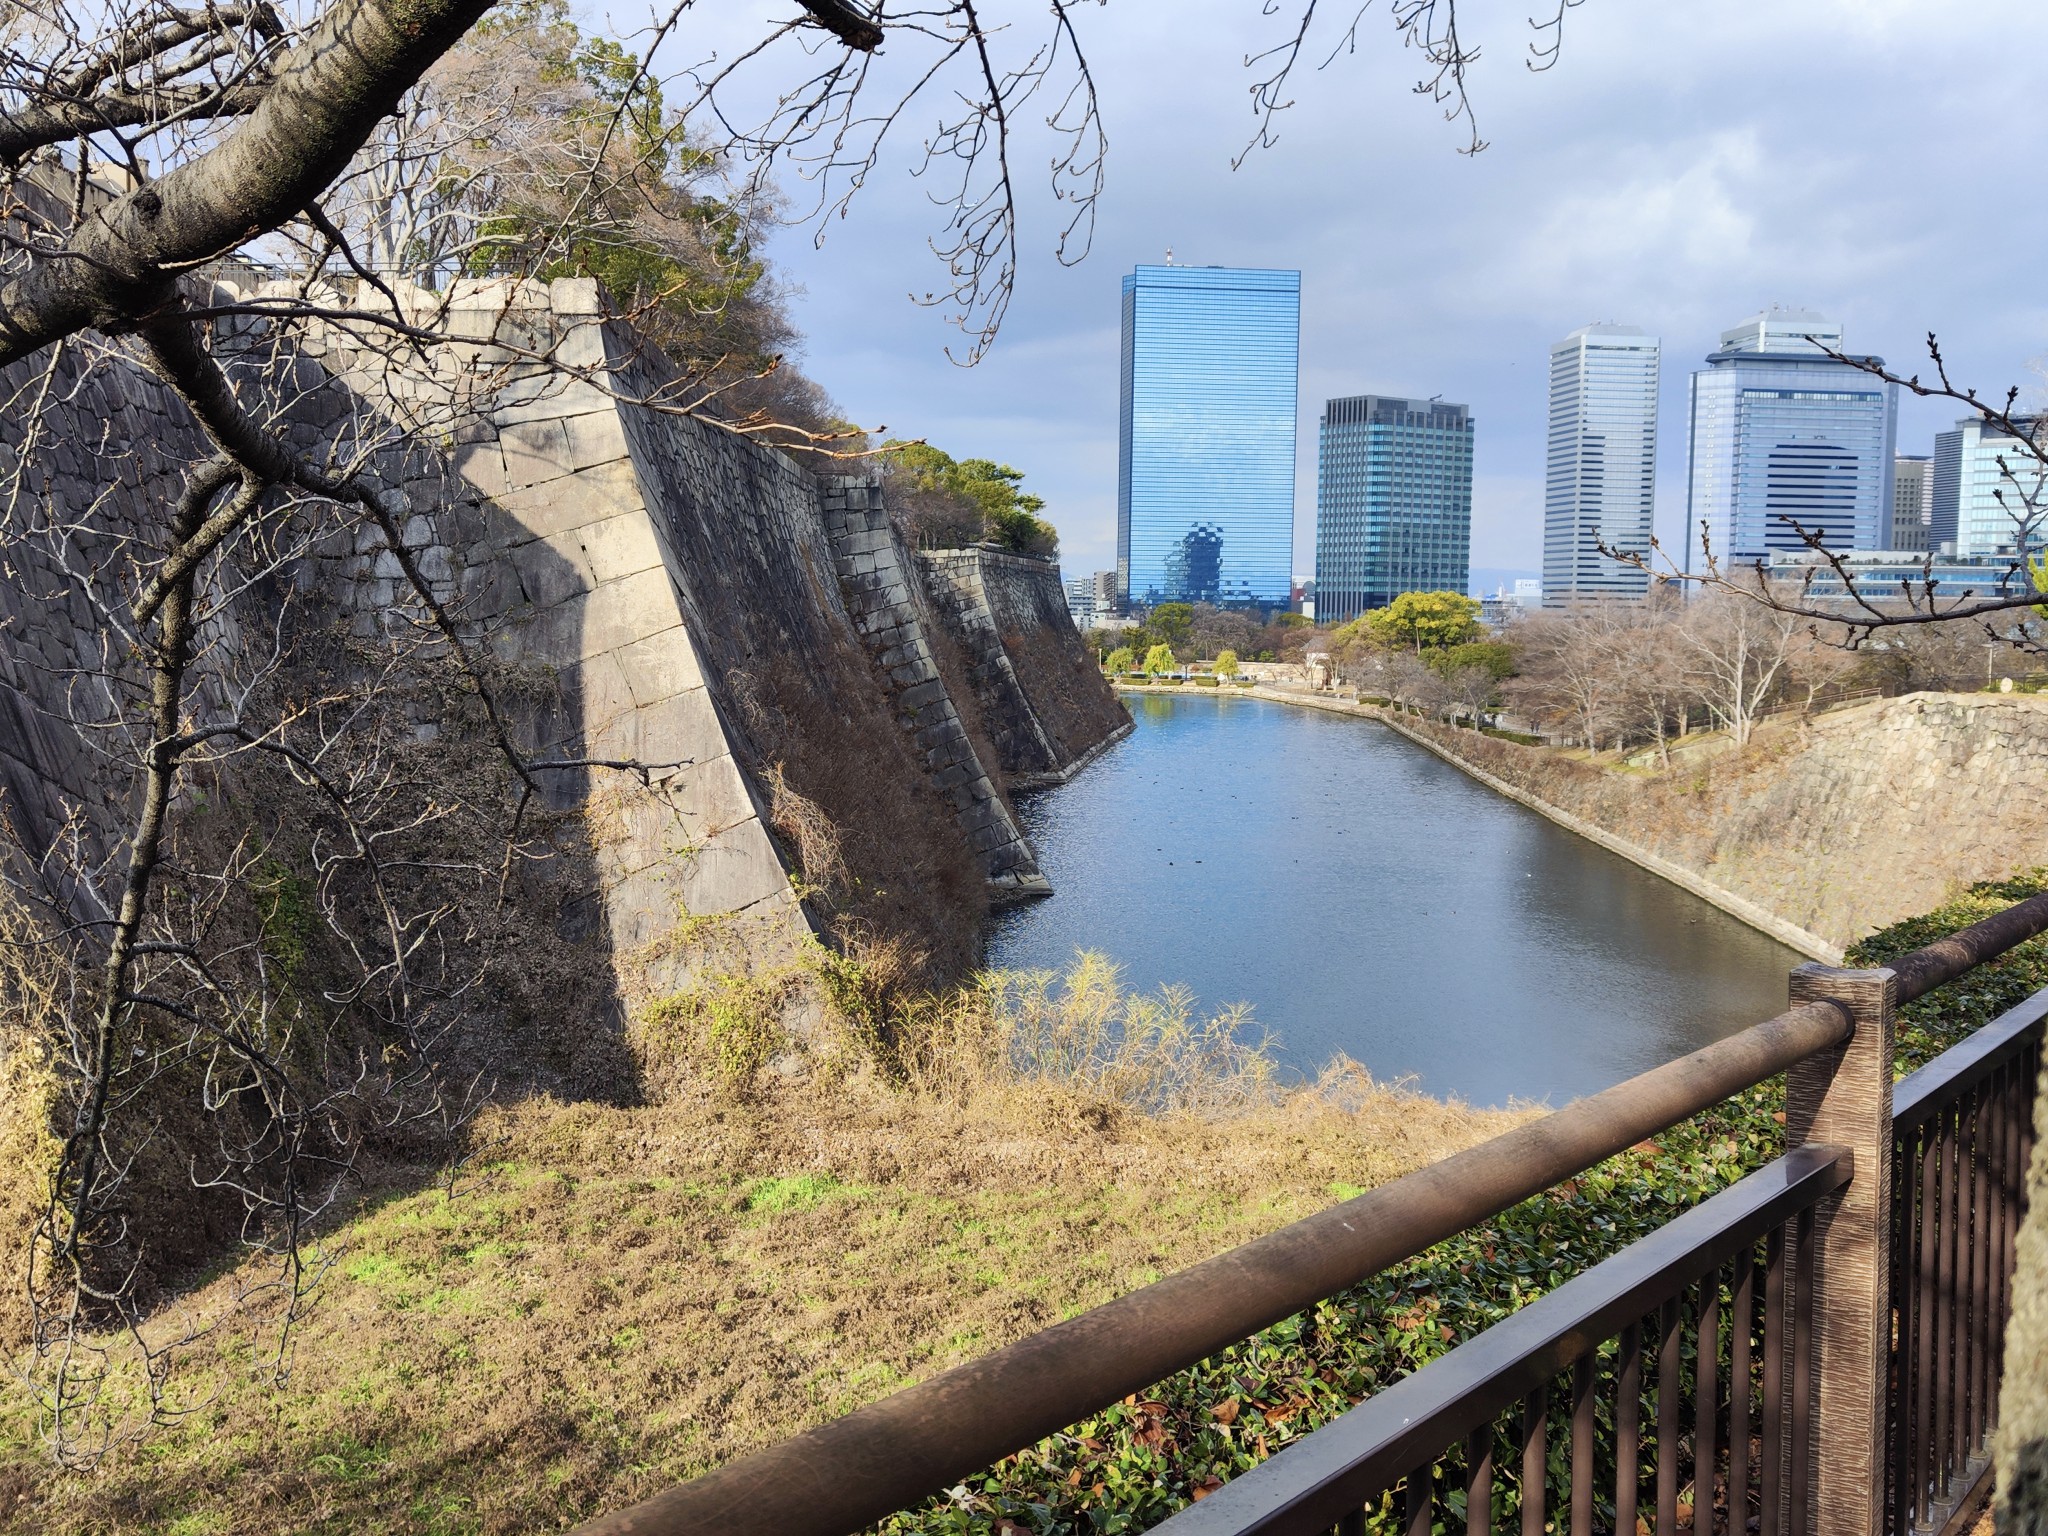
[[986, 693, 1802, 1108]]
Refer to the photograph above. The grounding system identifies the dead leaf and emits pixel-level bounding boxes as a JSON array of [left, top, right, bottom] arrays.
[[1211, 1397, 1240, 1425], [1191, 1477, 1224, 1502]]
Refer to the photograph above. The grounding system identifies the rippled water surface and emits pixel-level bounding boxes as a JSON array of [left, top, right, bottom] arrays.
[[986, 693, 1801, 1107]]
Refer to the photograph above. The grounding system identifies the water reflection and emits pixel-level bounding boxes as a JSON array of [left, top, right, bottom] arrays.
[[987, 693, 1800, 1107]]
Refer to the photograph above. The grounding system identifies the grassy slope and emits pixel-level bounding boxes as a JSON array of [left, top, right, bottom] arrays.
[[0, 1072, 1518, 1535]]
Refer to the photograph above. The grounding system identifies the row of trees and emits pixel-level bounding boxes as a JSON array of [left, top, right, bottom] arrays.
[[1501, 585, 2043, 757], [1084, 602, 1315, 667]]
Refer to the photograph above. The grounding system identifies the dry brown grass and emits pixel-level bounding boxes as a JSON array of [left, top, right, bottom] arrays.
[[0, 970, 1521, 1536], [0, 902, 63, 1357]]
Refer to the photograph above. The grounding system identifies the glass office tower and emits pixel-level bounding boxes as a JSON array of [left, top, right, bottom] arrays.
[[1314, 395, 1475, 625], [1542, 324, 1659, 605], [1117, 265, 1299, 608], [1685, 309, 1897, 566], [1932, 416, 2048, 558]]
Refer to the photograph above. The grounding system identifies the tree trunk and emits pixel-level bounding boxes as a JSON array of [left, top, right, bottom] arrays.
[[1993, 1051, 2048, 1532]]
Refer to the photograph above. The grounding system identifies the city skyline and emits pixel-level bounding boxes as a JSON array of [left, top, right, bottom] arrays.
[[743, 3, 2048, 590]]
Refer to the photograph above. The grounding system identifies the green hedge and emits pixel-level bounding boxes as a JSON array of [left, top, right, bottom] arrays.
[[883, 870, 2048, 1534]]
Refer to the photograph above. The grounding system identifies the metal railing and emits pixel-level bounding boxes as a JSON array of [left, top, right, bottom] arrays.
[[570, 892, 2048, 1536], [1889, 988, 2046, 1534], [1148, 1146, 1851, 1535]]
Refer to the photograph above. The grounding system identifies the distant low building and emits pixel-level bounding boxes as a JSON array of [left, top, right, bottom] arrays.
[[1063, 575, 1096, 629], [1765, 548, 2034, 600], [1480, 578, 1542, 627], [1063, 568, 1124, 630]]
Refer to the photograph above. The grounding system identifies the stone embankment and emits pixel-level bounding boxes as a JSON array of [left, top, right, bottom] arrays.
[[1256, 687, 2048, 958], [0, 276, 1128, 1005]]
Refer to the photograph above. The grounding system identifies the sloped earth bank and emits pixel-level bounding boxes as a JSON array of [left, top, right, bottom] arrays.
[[0, 1067, 1516, 1535], [1350, 692, 2048, 954]]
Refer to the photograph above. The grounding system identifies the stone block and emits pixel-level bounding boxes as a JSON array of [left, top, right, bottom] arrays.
[[562, 408, 630, 472], [582, 566, 682, 656], [675, 818, 798, 918], [500, 418, 574, 488], [511, 533, 595, 612], [592, 683, 732, 772], [578, 513, 664, 584], [613, 629, 707, 708]]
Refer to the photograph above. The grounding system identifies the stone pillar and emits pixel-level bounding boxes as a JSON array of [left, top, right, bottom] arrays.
[[1784, 961, 1897, 1536]]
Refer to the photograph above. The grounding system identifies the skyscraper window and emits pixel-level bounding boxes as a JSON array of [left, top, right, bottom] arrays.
[[1117, 264, 1298, 608]]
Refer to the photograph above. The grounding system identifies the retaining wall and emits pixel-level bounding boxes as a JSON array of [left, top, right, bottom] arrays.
[[920, 547, 1132, 788], [0, 277, 1126, 1009]]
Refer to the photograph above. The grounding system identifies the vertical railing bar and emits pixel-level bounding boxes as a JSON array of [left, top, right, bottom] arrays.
[[1617, 1322, 1643, 1536], [1788, 1206, 1815, 1536], [1760, 1222, 1785, 1536], [1569, 1351, 1595, 1536], [1521, 1383, 1547, 1536], [1975, 1084, 1995, 1459], [1339, 1509, 1366, 1536], [1465, 1426, 1493, 1536], [1695, 1271, 1718, 1536], [1999, 1053, 2024, 1429], [1404, 1462, 1432, 1536], [1657, 1294, 1682, 1533], [1890, 1123, 1920, 1535], [1916, 1115, 1940, 1526], [1936, 1101, 1959, 1500], [1731, 1250, 1754, 1536]]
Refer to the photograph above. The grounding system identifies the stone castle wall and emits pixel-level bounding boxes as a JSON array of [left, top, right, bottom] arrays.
[[0, 276, 1126, 1008], [920, 546, 1134, 788]]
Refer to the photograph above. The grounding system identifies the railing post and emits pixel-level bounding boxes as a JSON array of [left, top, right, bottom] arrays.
[[1785, 962, 1898, 1536]]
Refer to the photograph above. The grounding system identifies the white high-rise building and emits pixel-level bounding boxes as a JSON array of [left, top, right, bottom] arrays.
[[1686, 308, 1897, 567], [1542, 324, 1659, 605], [1931, 417, 2048, 558]]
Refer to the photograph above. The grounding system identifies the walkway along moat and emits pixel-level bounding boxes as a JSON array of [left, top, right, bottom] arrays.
[[986, 691, 1802, 1106]]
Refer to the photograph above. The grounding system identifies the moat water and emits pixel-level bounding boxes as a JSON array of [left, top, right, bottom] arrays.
[[985, 693, 1802, 1108]]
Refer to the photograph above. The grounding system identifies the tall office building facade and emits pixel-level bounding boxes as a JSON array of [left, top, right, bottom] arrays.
[[1931, 416, 2048, 558], [1314, 395, 1475, 625], [1891, 455, 1931, 552], [1685, 309, 1897, 567], [1117, 265, 1298, 608], [1542, 324, 1659, 605]]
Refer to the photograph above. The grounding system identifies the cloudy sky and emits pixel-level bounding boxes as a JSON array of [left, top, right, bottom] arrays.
[[671, 1, 2048, 591]]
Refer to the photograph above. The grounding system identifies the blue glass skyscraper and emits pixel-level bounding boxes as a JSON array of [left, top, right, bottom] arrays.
[[1117, 264, 1298, 608], [1686, 309, 1897, 566], [1314, 395, 1474, 624]]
